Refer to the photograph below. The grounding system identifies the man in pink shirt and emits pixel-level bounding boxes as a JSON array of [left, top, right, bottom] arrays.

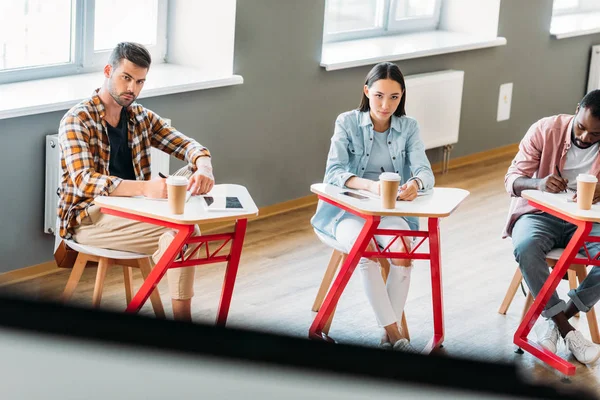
[[505, 90, 600, 365]]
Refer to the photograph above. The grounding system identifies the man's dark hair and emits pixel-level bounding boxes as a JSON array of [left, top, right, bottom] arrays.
[[579, 89, 600, 119], [108, 42, 152, 69]]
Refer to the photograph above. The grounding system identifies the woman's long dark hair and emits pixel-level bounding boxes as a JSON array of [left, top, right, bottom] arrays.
[[358, 62, 406, 117]]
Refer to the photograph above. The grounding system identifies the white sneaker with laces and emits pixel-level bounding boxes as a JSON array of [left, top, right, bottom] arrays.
[[536, 319, 559, 354], [565, 330, 600, 364], [392, 338, 418, 353]]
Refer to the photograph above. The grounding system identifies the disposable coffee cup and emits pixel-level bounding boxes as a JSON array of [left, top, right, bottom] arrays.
[[379, 172, 401, 209], [577, 173, 598, 211], [166, 176, 189, 214]]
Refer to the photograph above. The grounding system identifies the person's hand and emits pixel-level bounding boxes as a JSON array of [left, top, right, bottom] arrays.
[[538, 174, 567, 193], [573, 182, 600, 204], [593, 184, 600, 204], [369, 180, 381, 195], [188, 157, 215, 195], [397, 180, 419, 201], [144, 177, 167, 199]]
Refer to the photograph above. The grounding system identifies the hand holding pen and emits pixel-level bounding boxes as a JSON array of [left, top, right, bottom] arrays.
[[538, 166, 568, 193]]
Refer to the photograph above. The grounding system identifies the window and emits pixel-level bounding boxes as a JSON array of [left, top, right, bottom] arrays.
[[550, 0, 600, 39], [320, 0, 505, 71], [0, 0, 167, 84], [323, 0, 441, 43], [552, 0, 600, 16]]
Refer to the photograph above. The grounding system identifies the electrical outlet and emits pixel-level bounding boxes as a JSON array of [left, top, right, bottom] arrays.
[[497, 83, 513, 122]]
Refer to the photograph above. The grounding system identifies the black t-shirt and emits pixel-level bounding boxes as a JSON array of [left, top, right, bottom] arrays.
[[107, 109, 136, 180]]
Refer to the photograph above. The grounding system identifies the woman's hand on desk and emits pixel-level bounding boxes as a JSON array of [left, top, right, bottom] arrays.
[[397, 181, 419, 201], [368, 180, 381, 196]]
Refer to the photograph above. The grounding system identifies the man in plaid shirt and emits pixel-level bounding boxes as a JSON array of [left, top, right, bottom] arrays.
[[57, 42, 214, 321]]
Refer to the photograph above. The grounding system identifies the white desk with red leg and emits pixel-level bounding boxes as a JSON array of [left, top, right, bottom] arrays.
[[309, 183, 469, 353], [94, 184, 258, 326], [517, 190, 600, 375]]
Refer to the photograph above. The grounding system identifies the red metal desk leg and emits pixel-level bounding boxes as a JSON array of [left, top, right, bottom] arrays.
[[216, 218, 248, 326], [422, 217, 444, 354], [513, 220, 592, 376], [125, 224, 195, 313], [309, 216, 380, 341]]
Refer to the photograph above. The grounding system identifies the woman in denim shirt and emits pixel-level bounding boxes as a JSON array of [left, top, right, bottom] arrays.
[[311, 62, 434, 351]]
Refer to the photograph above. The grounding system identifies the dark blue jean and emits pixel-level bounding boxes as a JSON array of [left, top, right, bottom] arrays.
[[512, 212, 600, 318]]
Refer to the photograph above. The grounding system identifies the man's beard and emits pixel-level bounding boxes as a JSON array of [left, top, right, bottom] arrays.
[[108, 82, 135, 107], [110, 92, 135, 107], [572, 126, 594, 149]]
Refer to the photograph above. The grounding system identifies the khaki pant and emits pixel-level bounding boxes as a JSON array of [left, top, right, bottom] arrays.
[[73, 204, 200, 300]]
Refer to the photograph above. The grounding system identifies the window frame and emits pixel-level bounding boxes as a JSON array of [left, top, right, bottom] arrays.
[[386, 0, 442, 34], [323, 0, 442, 44], [552, 0, 600, 16], [0, 0, 167, 85]]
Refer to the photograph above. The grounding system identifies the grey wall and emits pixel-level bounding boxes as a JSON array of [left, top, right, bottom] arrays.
[[1, 0, 599, 272]]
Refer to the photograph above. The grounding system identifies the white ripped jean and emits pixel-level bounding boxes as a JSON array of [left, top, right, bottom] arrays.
[[335, 213, 412, 327]]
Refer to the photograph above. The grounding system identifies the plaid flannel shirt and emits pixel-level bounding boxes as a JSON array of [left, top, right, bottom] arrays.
[[57, 89, 210, 239]]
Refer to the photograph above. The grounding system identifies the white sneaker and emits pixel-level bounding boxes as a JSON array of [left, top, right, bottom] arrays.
[[565, 330, 600, 364], [379, 329, 392, 349], [392, 338, 418, 353], [536, 320, 560, 354], [379, 341, 392, 350]]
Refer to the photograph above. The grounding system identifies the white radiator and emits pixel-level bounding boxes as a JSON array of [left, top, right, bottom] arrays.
[[404, 70, 464, 150], [588, 45, 600, 92], [44, 119, 172, 235]]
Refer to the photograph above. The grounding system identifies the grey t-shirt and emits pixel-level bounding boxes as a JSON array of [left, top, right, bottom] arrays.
[[563, 142, 599, 190], [363, 129, 395, 181]]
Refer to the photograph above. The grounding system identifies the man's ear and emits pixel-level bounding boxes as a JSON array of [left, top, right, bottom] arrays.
[[103, 64, 112, 78]]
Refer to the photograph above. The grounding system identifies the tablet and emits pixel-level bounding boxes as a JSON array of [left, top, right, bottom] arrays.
[[201, 196, 244, 211]]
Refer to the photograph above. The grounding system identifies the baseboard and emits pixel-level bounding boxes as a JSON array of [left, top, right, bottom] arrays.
[[0, 260, 60, 288], [431, 143, 518, 174]]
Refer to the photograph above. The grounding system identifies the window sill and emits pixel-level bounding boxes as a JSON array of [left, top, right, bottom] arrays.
[[0, 64, 243, 120], [550, 12, 600, 39], [320, 31, 507, 71]]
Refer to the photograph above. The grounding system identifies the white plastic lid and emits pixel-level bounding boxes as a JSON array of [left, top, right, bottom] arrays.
[[379, 172, 401, 182], [577, 173, 598, 183], [166, 175, 189, 186]]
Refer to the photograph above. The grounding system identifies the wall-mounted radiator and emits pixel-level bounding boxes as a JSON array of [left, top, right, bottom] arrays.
[[44, 119, 172, 235], [404, 69, 464, 173], [588, 45, 600, 92]]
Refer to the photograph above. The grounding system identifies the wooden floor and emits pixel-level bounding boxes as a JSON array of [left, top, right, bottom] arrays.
[[9, 154, 600, 395]]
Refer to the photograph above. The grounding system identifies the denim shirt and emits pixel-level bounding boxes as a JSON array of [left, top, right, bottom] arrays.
[[311, 110, 435, 240]]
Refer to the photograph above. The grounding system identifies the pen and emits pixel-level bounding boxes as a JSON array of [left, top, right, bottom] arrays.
[[555, 165, 563, 179], [380, 167, 385, 173], [158, 172, 168, 179], [555, 165, 567, 193]]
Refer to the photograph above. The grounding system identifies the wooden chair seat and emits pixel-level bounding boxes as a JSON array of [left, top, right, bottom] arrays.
[[60, 240, 165, 318]]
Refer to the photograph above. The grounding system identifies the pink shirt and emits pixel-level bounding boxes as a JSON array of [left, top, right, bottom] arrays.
[[503, 114, 600, 237]]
